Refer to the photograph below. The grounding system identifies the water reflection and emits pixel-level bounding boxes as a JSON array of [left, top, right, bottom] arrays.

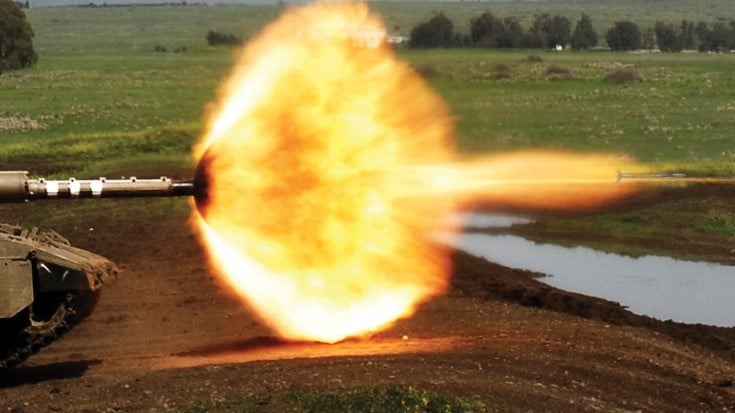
[[440, 214, 735, 327]]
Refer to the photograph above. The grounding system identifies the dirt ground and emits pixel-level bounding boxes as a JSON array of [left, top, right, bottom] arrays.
[[0, 185, 733, 412]]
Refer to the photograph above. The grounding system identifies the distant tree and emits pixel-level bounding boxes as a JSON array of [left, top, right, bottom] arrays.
[[469, 11, 505, 48], [530, 13, 572, 49], [641, 27, 656, 50], [519, 31, 543, 48], [497, 16, 524, 48], [528, 14, 547, 46], [409, 13, 454, 48], [548, 14, 572, 48], [571, 13, 598, 49], [654, 21, 682, 52], [606, 21, 641, 51], [206, 30, 241, 46], [0, 0, 37, 73], [694, 21, 710, 50], [680, 20, 697, 50], [469, 13, 526, 48], [702, 22, 733, 52], [691, 21, 735, 52], [451, 32, 472, 48]]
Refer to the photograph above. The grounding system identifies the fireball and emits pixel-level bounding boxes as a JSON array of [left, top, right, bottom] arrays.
[[193, 2, 456, 343], [193, 2, 636, 343]]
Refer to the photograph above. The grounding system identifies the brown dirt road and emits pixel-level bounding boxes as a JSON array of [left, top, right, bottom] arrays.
[[0, 188, 733, 412]]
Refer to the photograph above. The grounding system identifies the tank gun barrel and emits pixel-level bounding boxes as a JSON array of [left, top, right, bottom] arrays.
[[0, 171, 194, 202], [616, 170, 687, 183]]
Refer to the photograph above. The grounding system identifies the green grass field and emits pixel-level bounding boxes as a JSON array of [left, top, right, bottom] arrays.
[[408, 48, 735, 174], [3, 3, 734, 179]]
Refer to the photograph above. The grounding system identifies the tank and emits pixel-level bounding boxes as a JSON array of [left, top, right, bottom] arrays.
[[0, 171, 194, 370]]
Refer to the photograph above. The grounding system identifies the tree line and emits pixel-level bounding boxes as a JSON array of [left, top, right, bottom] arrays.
[[409, 12, 735, 52]]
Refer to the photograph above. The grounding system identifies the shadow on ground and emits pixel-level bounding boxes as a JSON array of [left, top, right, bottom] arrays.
[[175, 336, 298, 357], [0, 359, 102, 388]]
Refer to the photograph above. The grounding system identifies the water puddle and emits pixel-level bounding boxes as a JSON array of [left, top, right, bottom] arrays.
[[440, 214, 735, 327]]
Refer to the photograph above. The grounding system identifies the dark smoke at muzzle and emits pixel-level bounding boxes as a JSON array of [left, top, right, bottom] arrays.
[[193, 149, 213, 218]]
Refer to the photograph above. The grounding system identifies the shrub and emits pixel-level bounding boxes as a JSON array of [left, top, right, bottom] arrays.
[[522, 54, 544, 64], [206, 30, 241, 46], [545, 64, 573, 79], [604, 68, 642, 83], [491, 63, 512, 79], [412, 63, 438, 78], [697, 212, 735, 236]]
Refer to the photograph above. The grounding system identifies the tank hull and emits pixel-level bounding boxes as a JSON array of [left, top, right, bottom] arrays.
[[0, 224, 120, 370]]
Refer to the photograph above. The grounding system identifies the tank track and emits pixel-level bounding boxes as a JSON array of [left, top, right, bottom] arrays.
[[0, 291, 97, 371]]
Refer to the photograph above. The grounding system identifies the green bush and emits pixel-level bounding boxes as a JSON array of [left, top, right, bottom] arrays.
[[697, 212, 735, 236], [521, 54, 544, 64], [206, 30, 241, 46], [491, 63, 512, 79], [603, 67, 642, 83], [544, 64, 573, 79]]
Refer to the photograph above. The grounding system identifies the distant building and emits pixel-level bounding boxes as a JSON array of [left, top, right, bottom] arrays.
[[387, 35, 407, 46]]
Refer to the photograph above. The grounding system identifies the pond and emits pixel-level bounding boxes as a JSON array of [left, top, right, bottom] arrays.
[[438, 214, 735, 327]]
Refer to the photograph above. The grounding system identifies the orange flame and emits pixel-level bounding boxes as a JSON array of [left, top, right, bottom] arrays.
[[193, 3, 637, 343]]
